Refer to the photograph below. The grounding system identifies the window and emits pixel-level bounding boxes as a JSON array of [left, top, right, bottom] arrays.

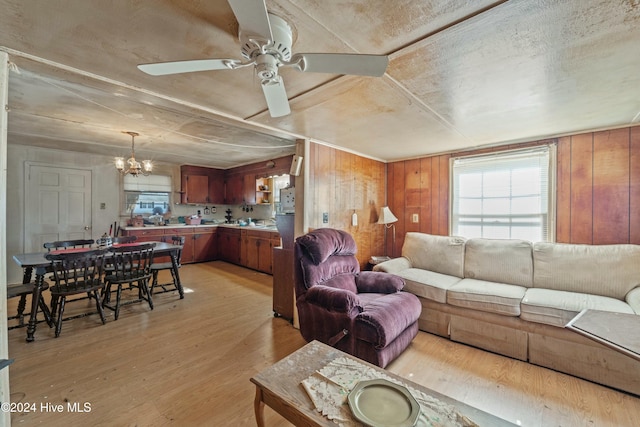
[[451, 145, 555, 242], [122, 174, 172, 216]]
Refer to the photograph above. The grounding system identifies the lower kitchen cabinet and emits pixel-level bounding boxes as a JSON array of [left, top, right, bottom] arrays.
[[124, 226, 217, 264], [241, 229, 280, 274], [193, 227, 217, 262], [218, 227, 241, 265]]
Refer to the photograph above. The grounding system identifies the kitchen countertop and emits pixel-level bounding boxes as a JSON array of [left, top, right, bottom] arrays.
[[123, 224, 279, 232]]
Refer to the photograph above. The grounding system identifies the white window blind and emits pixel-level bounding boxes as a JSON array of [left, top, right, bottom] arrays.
[[451, 145, 554, 242], [123, 174, 172, 192]]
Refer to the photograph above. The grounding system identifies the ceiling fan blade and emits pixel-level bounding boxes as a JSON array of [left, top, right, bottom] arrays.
[[261, 77, 291, 117], [138, 59, 240, 76], [228, 0, 272, 41], [292, 53, 388, 77]]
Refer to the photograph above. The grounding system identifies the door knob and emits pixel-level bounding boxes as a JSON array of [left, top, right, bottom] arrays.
[[84, 226, 91, 230]]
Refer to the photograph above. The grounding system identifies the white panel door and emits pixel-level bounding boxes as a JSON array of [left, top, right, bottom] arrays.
[[25, 164, 92, 252]]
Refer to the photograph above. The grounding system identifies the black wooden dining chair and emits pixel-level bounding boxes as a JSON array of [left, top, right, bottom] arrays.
[[45, 248, 108, 337], [103, 236, 138, 274], [150, 235, 185, 296], [102, 243, 155, 320], [44, 239, 95, 252]]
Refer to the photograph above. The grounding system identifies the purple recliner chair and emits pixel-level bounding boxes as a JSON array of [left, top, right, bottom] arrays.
[[294, 228, 422, 368]]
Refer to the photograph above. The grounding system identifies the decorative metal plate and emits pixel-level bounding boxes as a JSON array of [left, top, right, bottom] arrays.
[[347, 379, 420, 427]]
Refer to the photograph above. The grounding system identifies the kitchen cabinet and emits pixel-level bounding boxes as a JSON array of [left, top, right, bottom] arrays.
[[241, 229, 280, 274], [224, 174, 244, 205], [193, 227, 217, 262], [124, 226, 218, 264], [164, 227, 195, 264], [180, 165, 224, 204], [243, 174, 257, 205], [217, 227, 241, 264], [125, 228, 164, 242]]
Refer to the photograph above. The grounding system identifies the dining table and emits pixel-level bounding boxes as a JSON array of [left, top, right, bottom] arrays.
[[12, 241, 184, 342]]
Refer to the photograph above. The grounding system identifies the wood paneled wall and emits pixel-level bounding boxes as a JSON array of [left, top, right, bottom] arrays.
[[307, 142, 386, 267], [387, 125, 640, 252]]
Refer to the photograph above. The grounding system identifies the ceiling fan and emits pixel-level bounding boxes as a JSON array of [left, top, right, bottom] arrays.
[[137, 0, 388, 117]]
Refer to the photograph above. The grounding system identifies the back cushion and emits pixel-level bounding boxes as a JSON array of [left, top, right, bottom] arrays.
[[402, 233, 466, 278], [300, 255, 359, 294], [464, 238, 533, 287], [533, 242, 640, 300]]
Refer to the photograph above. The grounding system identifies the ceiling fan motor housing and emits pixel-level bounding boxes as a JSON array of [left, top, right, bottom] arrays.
[[240, 13, 293, 62]]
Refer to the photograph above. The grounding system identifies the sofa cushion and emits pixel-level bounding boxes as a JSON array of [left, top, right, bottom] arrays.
[[533, 242, 640, 300], [464, 238, 533, 287], [401, 233, 466, 277], [396, 268, 462, 303], [447, 278, 527, 316], [521, 288, 636, 327], [627, 287, 640, 314]]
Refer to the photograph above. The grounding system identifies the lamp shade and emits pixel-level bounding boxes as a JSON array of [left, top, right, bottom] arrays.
[[377, 206, 398, 225]]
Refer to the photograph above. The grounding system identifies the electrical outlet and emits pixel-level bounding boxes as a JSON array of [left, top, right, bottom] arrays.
[[412, 213, 419, 223], [322, 212, 329, 223]]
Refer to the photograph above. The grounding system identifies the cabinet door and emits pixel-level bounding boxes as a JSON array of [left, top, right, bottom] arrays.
[[184, 174, 209, 204], [257, 237, 273, 273], [225, 175, 243, 204], [181, 234, 195, 264], [219, 229, 241, 264], [244, 174, 257, 204], [193, 231, 216, 262], [245, 235, 260, 270]]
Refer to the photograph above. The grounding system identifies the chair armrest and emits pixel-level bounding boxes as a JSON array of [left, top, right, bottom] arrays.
[[626, 287, 640, 314], [356, 271, 405, 293], [372, 256, 411, 274], [304, 285, 363, 313]]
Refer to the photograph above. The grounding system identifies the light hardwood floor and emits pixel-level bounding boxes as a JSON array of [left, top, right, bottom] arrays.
[[7, 261, 640, 426]]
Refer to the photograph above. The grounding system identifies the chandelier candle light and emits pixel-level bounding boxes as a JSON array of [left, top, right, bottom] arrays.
[[377, 206, 398, 257], [115, 131, 152, 176]]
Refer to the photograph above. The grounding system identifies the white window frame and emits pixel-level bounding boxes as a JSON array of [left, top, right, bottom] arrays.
[[120, 174, 173, 216], [449, 145, 556, 242]]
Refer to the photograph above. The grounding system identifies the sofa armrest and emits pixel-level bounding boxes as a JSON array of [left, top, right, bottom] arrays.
[[626, 287, 640, 314], [372, 256, 411, 274], [356, 271, 405, 293], [304, 285, 363, 313]]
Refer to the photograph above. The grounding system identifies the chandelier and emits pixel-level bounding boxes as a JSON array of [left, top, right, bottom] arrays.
[[114, 131, 152, 176]]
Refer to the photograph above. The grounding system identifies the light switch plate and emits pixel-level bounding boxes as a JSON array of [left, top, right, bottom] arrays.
[[412, 213, 419, 223]]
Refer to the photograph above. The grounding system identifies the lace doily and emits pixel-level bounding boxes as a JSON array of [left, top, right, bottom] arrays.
[[301, 357, 479, 427]]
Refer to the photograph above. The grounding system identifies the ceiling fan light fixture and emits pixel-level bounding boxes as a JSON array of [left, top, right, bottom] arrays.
[[115, 131, 152, 177], [137, 0, 388, 118]]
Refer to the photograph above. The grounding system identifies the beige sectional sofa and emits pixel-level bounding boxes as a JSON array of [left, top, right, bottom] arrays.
[[374, 232, 640, 395]]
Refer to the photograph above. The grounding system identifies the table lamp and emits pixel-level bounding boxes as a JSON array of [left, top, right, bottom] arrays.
[[377, 206, 398, 257]]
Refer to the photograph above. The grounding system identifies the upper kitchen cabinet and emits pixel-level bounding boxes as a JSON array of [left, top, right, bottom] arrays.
[[180, 165, 224, 205], [224, 174, 244, 205], [223, 155, 295, 205]]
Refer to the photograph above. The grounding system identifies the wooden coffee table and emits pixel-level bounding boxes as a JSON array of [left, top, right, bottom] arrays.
[[566, 309, 640, 361], [250, 340, 516, 426]]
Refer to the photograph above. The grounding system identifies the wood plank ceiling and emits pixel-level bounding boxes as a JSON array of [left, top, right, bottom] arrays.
[[1, 0, 639, 169]]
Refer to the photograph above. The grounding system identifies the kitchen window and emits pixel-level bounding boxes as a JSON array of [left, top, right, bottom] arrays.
[[450, 145, 556, 242], [122, 174, 172, 216]]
